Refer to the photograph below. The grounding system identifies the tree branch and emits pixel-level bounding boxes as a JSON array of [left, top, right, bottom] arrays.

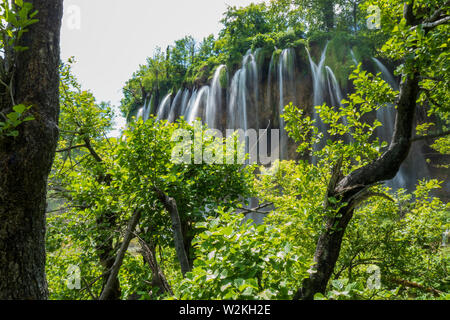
[[83, 137, 103, 163], [135, 232, 173, 295], [55, 144, 87, 153], [240, 202, 274, 215], [422, 15, 450, 30], [387, 277, 443, 296], [99, 208, 142, 300]]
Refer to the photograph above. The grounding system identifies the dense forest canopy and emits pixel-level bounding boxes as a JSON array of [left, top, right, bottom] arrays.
[[0, 0, 448, 301]]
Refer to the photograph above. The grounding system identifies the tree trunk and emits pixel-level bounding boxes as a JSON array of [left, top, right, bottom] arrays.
[[100, 209, 141, 300], [0, 0, 63, 299], [138, 236, 173, 295], [154, 187, 191, 276]]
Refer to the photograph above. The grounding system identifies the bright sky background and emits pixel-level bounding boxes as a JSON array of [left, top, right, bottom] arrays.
[[61, 0, 260, 135]]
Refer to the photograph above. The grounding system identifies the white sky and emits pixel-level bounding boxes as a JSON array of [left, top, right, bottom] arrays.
[[60, 0, 260, 135]]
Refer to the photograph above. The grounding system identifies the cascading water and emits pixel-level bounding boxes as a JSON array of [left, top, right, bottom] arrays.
[[180, 89, 191, 118], [307, 43, 329, 108], [137, 45, 438, 195], [278, 48, 296, 160], [206, 65, 226, 130], [156, 93, 172, 121], [186, 86, 209, 125], [325, 66, 343, 109], [184, 89, 197, 121], [372, 58, 430, 191], [167, 89, 183, 123], [350, 49, 358, 65], [136, 106, 144, 121], [227, 50, 260, 132], [372, 58, 398, 90], [307, 43, 330, 161], [142, 96, 151, 121]]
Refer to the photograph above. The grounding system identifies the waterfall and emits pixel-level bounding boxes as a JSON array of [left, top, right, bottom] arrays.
[[267, 52, 279, 129], [245, 49, 260, 132], [228, 70, 241, 130], [373, 58, 397, 142], [350, 49, 358, 65], [136, 106, 144, 121], [167, 89, 183, 123], [326, 66, 352, 142], [227, 50, 260, 133], [307, 43, 329, 161], [307, 43, 328, 107], [307, 44, 329, 136], [325, 66, 343, 108], [156, 93, 172, 121], [128, 44, 438, 194], [184, 89, 198, 120], [372, 58, 398, 90], [142, 96, 151, 121], [206, 65, 226, 129], [278, 48, 296, 160], [186, 86, 209, 124], [180, 89, 191, 118]]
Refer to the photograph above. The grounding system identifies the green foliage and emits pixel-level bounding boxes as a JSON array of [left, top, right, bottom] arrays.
[[284, 64, 397, 173], [176, 210, 311, 300], [46, 0, 450, 301], [48, 65, 254, 299], [0, 1, 38, 139], [330, 181, 449, 300], [0, 104, 34, 137], [0, 0, 38, 52]]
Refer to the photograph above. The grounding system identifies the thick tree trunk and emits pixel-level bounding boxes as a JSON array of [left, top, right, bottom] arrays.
[[0, 0, 63, 299]]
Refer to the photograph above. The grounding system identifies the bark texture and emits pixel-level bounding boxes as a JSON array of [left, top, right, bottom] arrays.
[[0, 0, 63, 299]]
